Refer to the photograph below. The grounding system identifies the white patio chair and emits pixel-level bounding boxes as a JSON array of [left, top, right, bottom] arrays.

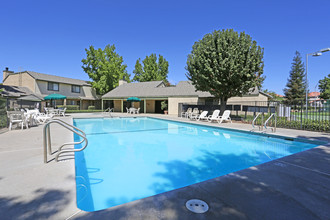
[[218, 110, 232, 124], [181, 108, 192, 118], [126, 107, 130, 114], [196, 111, 209, 121], [189, 108, 199, 119], [7, 111, 28, 130], [25, 109, 40, 126], [59, 108, 67, 117], [207, 110, 221, 122], [136, 108, 140, 114]]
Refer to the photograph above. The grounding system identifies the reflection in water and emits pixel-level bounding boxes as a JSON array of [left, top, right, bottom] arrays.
[[223, 133, 231, 139]]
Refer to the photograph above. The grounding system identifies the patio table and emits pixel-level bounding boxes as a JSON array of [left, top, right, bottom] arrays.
[[129, 108, 138, 114], [49, 109, 60, 115]]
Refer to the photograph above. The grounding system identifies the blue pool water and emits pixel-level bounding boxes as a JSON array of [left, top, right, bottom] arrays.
[[73, 117, 319, 212]]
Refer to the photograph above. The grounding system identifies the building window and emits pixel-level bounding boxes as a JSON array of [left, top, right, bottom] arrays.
[[48, 82, 59, 91], [72, 85, 80, 93]]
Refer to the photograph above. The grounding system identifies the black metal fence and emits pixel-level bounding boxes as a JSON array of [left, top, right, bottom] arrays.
[[179, 99, 330, 133]]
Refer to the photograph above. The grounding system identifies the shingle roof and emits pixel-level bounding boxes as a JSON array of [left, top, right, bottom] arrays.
[[6, 71, 90, 86], [102, 80, 262, 98], [102, 80, 263, 99], [0, 85, 43, 99]]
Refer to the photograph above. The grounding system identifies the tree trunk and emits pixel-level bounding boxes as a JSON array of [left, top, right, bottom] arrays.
[[219, 97, 227, 115]]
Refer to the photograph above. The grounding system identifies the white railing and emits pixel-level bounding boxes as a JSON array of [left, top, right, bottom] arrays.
[[264, 113, 277, 132], [252, 113, 262, 129], [43, 118, 88, 163]]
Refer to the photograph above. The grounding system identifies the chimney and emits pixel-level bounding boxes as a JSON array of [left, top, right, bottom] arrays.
[[3, 67, 14, 82], [119, 79, 127, 86]]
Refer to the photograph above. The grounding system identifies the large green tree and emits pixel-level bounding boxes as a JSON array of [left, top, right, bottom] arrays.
[[133, 54, 169, 83], [318, 74, 330, 99], [81, 44, 130, 95], [283, 51, 306, 103], [186, 29, 264, 114]]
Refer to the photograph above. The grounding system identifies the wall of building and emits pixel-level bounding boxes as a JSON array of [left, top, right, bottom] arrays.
[[3, 73, 36, 92], [36, 80, 84, 98], [227, 94, 268, 105], [113, 100, 122, 112], [146, 100, 155, 113], [168, 97, 199, 115]]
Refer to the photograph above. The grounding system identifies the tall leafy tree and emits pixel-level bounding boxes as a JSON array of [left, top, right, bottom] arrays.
[[283, 51, 306, 103], [81, 44, 130, 95], [318, 74, 330, 99], [133, 54, 169, 83], [186, 29, 264, 114]]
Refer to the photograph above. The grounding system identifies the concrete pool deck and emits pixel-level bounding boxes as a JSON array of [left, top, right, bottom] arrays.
[[0, 113, 329, 220]]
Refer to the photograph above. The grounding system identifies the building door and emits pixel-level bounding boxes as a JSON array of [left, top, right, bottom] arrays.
[[155, 100, 163, 113]]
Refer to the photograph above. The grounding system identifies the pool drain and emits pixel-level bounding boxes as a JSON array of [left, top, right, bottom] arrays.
[[185, 199, 209, 214]]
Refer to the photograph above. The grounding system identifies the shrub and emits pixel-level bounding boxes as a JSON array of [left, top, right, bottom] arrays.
[[66, 109, 103, 113], [88, 106, 95, 110], [161, 101, 168, 110]]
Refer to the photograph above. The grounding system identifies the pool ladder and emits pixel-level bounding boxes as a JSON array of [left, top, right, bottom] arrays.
[[264, 113, 277, 132], [43, 118, 88, 163], [252, 113, 263, 131], [252, 113, 277, 133]]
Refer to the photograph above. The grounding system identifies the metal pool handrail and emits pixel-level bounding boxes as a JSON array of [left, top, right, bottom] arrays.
[[264, 113, 277, 132], [252, 112, 261, 129], [43, 119, 88, 163]]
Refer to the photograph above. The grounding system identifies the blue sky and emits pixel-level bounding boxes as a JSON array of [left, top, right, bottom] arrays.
[[1, 0, 329, 95]]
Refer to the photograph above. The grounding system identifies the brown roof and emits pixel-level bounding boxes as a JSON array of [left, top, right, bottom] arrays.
[[5, 71, 90, 86]]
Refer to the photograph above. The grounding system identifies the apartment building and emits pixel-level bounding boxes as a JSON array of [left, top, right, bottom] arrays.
[[2, 68, 100, 109]]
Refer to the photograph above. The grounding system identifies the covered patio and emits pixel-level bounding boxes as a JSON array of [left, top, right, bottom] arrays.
[[102, 97, 168, 114]]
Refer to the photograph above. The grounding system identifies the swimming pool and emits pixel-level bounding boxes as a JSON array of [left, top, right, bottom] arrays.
[[73, 117, 319, 212]]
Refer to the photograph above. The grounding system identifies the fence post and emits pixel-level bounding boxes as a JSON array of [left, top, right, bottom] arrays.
[[300, 101, 303, 130]]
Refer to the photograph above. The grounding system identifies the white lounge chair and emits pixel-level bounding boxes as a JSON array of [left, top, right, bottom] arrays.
[[196, 111, 209, 121], [33, 109, 54, 124], [126, 107, 130, 114], [136, 108, 140, 114], [207, 110, 221, 122], [218, 110, 232, 124], [35, 114, 53, 124]]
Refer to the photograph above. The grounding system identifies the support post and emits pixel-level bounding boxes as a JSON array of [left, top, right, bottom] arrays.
[[144, 99, 147, 113], [121, 99, 123, 113]]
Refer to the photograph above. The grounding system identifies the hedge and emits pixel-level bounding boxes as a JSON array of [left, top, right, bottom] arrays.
[[66, 110, 103, 113], [57, 105, 80, 110], [88, 106, 95, 110]]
